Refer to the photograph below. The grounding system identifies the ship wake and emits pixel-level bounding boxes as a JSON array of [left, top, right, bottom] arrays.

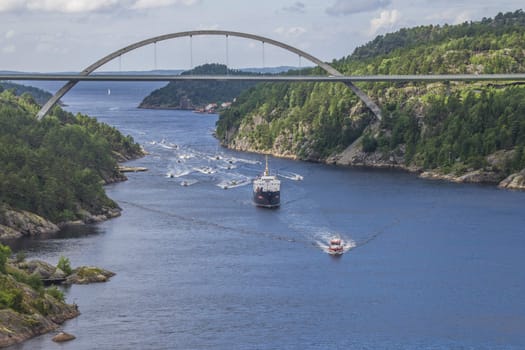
[[314, 231, 356, 255]]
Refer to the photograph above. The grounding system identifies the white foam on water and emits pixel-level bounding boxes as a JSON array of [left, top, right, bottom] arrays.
[[179, 179, 198, 186], [193, 166, 216, 175], [216, 176, 251, 190], [226, 156, 261, 165], [313, 231, 357, 255], [216, 162, 237, 170], [166, 169, 191, 178], [278, 171, 304, 181]]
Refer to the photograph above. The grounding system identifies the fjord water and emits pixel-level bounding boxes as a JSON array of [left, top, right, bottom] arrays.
[[8, 82, 525, 349]]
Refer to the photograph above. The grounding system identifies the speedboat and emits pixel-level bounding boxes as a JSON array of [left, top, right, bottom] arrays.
[[328, 238, 344, 256]]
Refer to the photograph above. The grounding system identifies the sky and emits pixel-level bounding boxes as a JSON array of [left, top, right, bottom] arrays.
[[0, 0, 523, 72]]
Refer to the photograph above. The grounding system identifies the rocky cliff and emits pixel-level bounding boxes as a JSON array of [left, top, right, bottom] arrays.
[[0, 208, 59, 240], [499, 169, 525, 190]]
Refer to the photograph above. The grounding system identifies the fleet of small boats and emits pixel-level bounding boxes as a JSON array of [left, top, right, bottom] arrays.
[[158, 141, 347, 256]]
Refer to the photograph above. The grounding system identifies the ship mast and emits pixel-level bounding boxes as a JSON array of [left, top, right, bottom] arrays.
[[264, 155, 269, 176]]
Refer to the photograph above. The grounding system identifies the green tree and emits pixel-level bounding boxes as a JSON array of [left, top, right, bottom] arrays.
[[0, 244, 11, 274], [57, 256, 73, 275]]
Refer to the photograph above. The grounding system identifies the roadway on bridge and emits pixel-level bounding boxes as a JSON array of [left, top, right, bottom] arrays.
[[2, 73, 525, 82]]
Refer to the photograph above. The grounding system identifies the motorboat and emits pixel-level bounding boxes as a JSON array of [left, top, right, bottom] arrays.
[[328, 237, 344, 256]]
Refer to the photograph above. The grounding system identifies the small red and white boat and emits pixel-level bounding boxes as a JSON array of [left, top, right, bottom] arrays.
[[328, 238, 344, 256]]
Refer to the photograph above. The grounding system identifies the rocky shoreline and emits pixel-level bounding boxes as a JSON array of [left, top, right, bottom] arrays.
[[0, 204, 122, 241], [223, 134, 525, 191], [0, 258, 115, 348], [0, 152, 149, 241], [0, 157, 140, 346], [10, 259, 116, 285], [0, 301, 79, 348], [334, 146, 525, 190]]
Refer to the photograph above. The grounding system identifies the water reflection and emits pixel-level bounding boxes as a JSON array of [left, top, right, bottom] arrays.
[[2, 224, 101, 255]]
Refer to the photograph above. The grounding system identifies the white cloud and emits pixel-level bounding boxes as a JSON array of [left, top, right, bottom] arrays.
[[131, 0, 199, 10], [282, 2, 306, 14], [452, 11, 471, 24], [35, 41, 69, 55], [326, 0, 390, 16], [5, 30, 15, 39], [274, 26, 307, 38], [369, 9, 400, 35], [0, 0, 22, 12], [2, 45, 16, 53], [0, 0, 199, 13], [29, 0, 120, 13], [424, 10, 472, 25]]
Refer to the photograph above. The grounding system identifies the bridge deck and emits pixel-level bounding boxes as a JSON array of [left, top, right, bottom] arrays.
[[2, 73, 525, 82]]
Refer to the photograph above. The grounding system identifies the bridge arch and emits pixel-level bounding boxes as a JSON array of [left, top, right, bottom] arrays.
[[37, 30, 381, 120]]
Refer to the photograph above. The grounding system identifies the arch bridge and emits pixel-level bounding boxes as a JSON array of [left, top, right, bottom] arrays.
[[34, 30, 382, 120], [4, 30, 523, 120]]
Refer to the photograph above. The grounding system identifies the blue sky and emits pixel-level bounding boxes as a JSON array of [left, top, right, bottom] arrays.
[[0, 0, 523, 72]]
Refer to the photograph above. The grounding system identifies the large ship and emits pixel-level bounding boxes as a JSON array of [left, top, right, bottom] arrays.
[[253, 156, 280, 208]]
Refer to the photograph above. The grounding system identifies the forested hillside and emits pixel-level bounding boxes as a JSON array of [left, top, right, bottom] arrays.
[[139, 63, 256, 109], [0, 89, 143, 228], [216, 10, 525, 186], [0, 81, 54, 106]]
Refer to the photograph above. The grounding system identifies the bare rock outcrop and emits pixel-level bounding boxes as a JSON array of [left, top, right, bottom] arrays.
[[498, 169, 525, 190], [11, 259, 66, 281], [0, 208, 59, 240], [52, 331, 76, 342], [0, 274, 79, 348], [65, 266, 115, 285]]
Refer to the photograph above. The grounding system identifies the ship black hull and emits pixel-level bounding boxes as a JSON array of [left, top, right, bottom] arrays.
[[253, 190, 280, 208]]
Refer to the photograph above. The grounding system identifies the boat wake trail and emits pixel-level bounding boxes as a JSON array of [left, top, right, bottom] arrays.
[[313, 231, 357, 255], [353, 218, 400, 250], [116, 200, 311, 246], [278, 171, 304, 181], [301, 217, 400, 255], [215, 175, 251, 190], [312, 218, 400, 255], [118, 199, 398, 255], [166, 168, 191, 178]]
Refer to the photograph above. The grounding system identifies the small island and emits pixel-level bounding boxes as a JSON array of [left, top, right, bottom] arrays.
[[138, 63, 255, 111]]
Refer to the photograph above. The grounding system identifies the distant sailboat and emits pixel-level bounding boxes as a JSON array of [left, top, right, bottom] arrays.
[[107, 88, 111, 95]]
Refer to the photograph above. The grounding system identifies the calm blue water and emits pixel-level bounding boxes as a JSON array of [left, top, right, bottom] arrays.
[[5, 81, 525, 349]]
